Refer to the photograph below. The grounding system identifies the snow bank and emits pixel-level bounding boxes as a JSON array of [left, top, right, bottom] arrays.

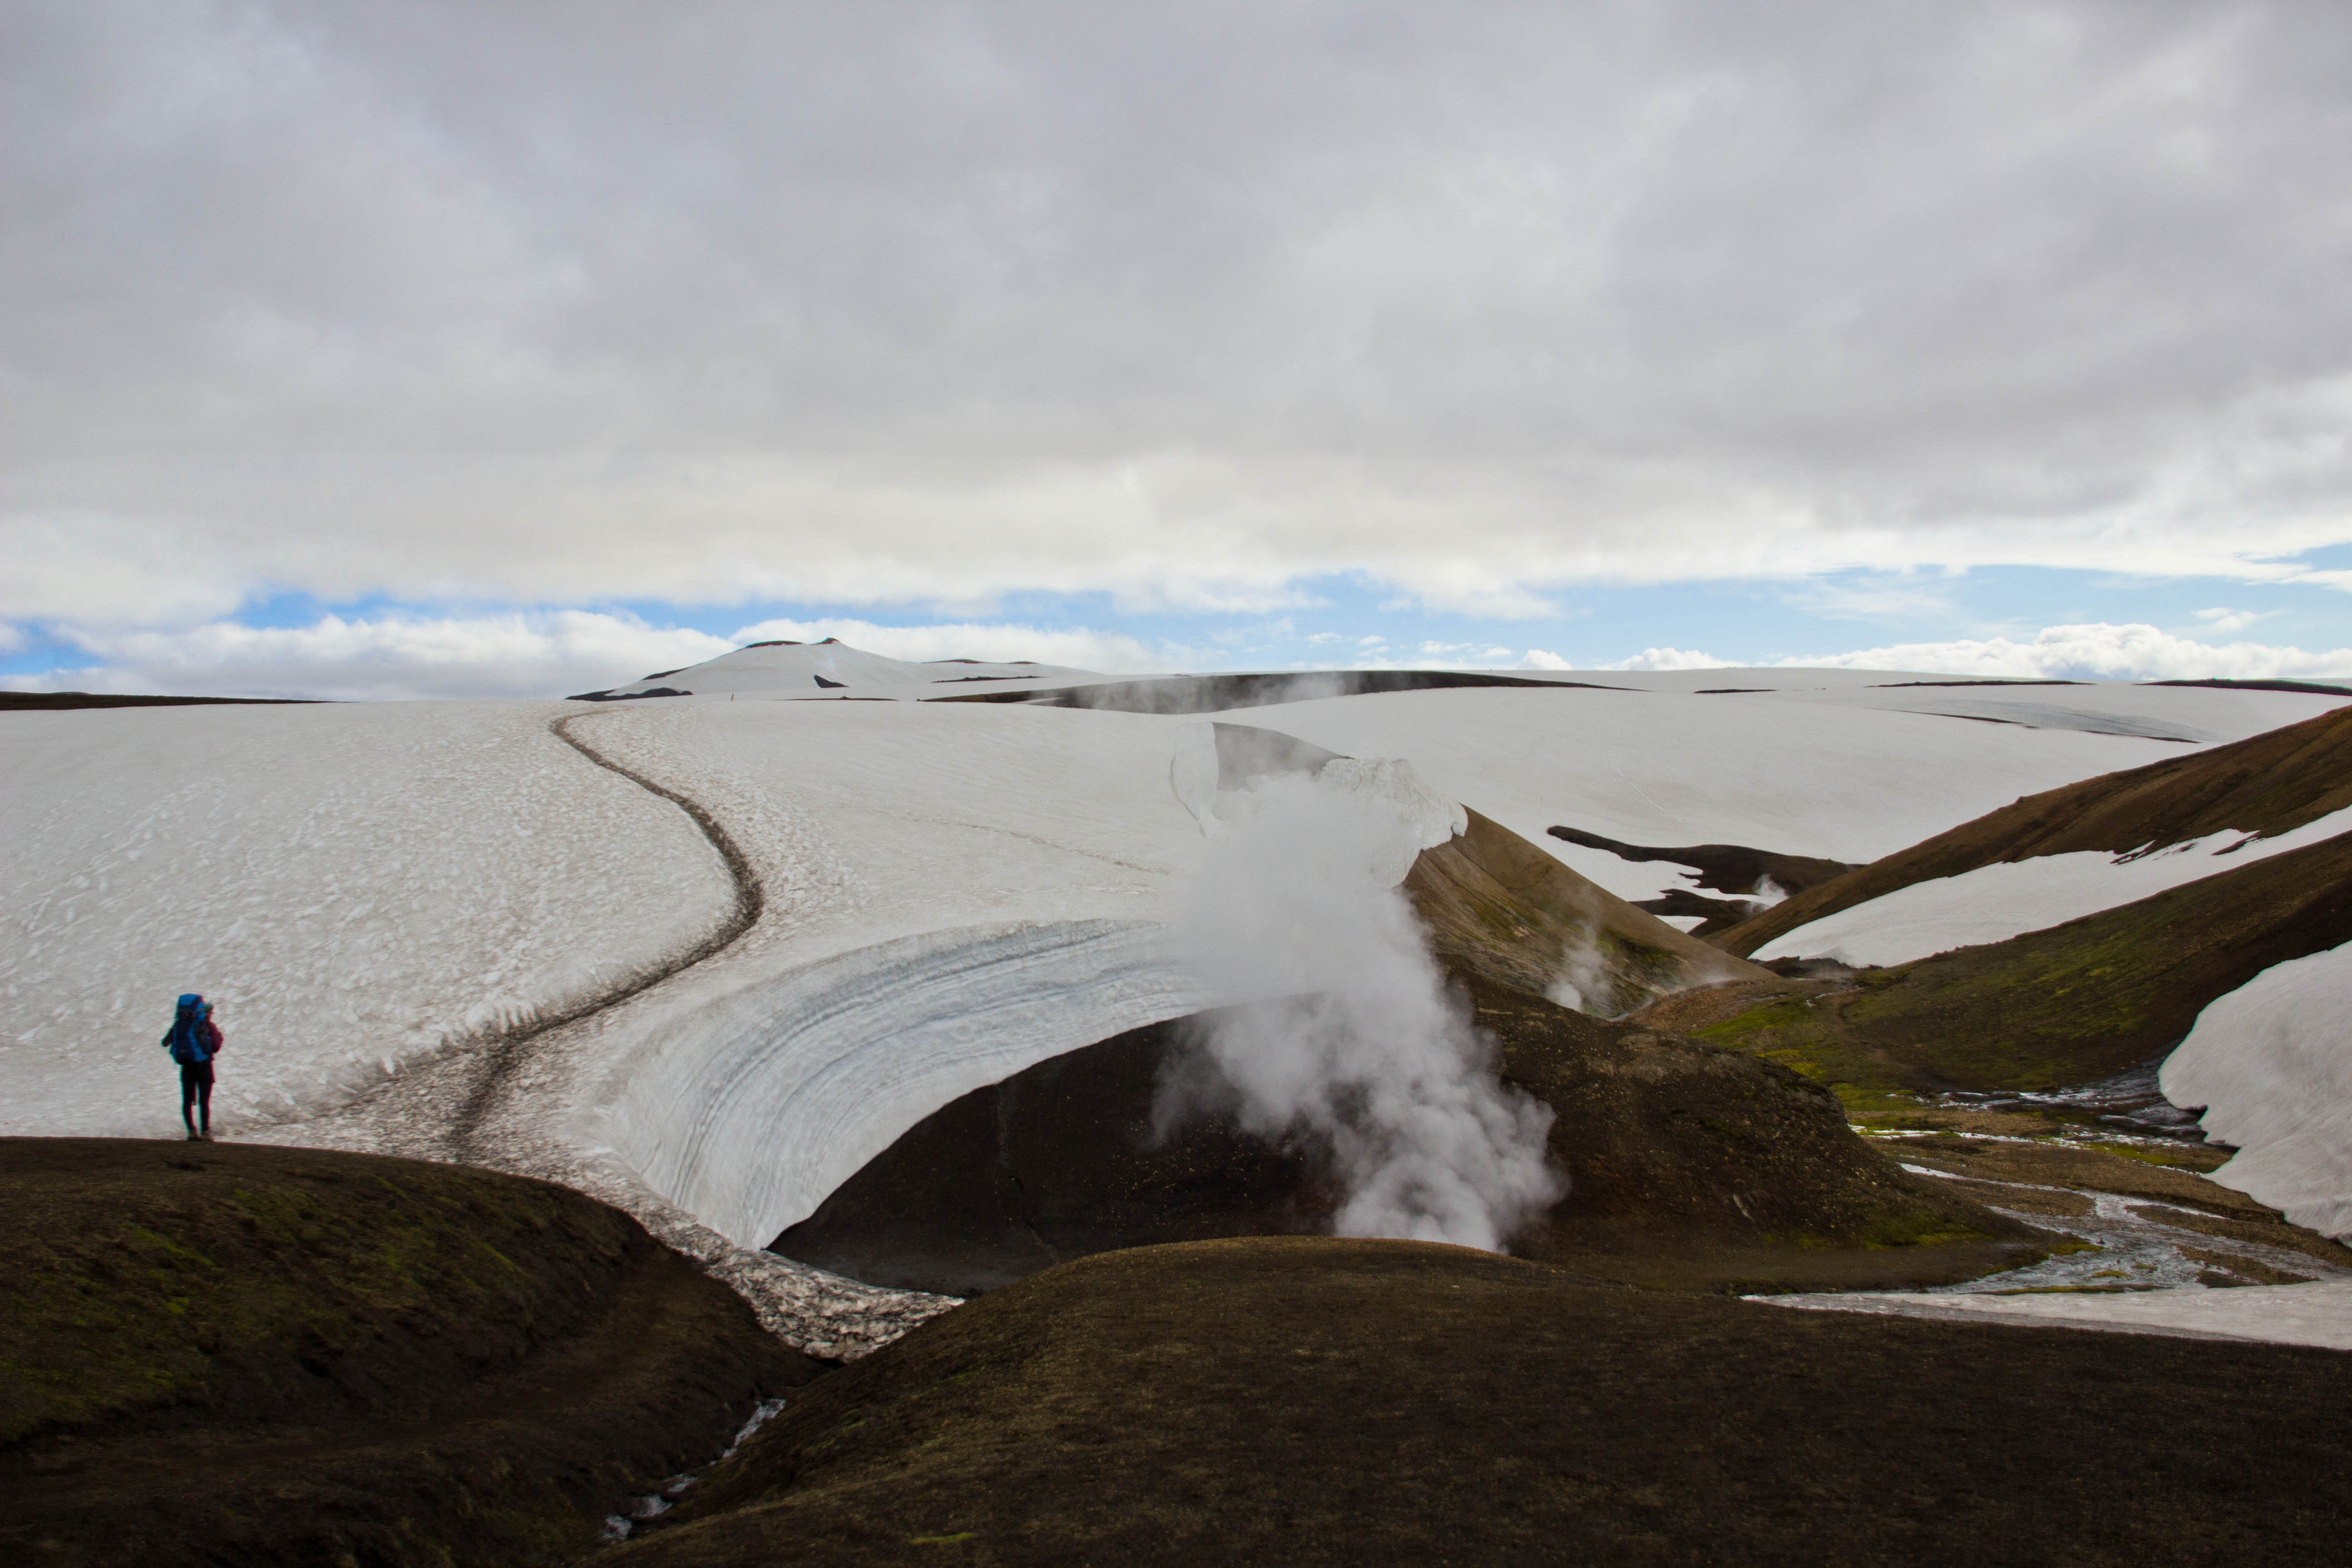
[[1760, 1280, 2352, 1351], [0, 702, 732, 1138], [593, 920, 1199, 1249], [1758, 805, 2352, 966], [2162, 943, 2352, 1240]]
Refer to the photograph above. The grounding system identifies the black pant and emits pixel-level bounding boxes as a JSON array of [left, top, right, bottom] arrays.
[[180, 1061, 214, 1133]]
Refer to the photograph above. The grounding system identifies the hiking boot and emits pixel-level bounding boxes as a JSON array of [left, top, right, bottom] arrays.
[[186, 1131, 201, 1141]]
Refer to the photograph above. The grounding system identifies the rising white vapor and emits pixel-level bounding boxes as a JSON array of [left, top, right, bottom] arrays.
[[1159, 767, 1564, 1253]]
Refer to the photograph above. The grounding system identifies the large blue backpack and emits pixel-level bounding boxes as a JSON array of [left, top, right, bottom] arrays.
[[162, 994, 211, 1066]]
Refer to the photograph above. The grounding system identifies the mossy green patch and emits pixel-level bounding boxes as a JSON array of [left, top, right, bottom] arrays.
[[1706, 828, 2352, 1094]]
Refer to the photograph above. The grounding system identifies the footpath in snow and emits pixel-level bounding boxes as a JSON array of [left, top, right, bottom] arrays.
[[2164, 941, 2352, 1243], [0, 700, 732, 1138]]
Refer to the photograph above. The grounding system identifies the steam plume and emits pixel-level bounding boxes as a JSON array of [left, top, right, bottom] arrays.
[[1160, 764, 1564, 1252]]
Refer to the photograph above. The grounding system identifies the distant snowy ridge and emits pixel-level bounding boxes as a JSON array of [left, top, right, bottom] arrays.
[[577, 637, 1102, 699]]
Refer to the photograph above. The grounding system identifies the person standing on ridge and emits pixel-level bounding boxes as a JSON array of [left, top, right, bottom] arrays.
[[161, 993, 224, 1141]]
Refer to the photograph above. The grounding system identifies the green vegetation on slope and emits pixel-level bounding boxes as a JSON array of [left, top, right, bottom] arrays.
[[1466, 978, 2040, 1289], [1693, 828, 2352, 1095]]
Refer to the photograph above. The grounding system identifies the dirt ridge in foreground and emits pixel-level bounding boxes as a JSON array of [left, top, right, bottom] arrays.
[[614, 1236, 2352, 1567]]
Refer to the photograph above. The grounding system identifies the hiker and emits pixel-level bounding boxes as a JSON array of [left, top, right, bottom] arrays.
[[161, 993, 224, 1142]]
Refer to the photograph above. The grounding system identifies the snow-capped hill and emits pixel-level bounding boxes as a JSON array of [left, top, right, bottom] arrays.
[[571, 638, 1101, 699], [1733, 702, 2352, 966]]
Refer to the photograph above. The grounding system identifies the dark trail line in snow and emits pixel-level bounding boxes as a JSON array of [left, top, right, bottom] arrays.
[[244, 711, 957, 1358], [445, 713, 766, 1156]]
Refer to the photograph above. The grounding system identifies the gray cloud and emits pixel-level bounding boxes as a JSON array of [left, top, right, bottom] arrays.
[[7, 0, 2352, 627]]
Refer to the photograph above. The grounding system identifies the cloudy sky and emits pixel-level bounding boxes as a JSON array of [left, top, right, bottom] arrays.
[[7, 0, 2352, 698]]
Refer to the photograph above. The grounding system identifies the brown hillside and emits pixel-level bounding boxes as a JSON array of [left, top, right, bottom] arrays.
[[1718, 702, 2352, 957], [1201, 717, 1765, 1012], [612, 1237, 2352, 1568], [1406, 806, 1769, 1012]]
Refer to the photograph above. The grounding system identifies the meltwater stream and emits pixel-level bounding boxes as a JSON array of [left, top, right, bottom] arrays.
[[1902, 1170, 2352, 1296], [1933, 1055, 2208, 1140]]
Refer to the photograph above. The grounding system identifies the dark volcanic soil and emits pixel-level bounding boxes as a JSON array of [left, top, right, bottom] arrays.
[[1546, 824, 1860, 897], [610, 1236, 2352, 1567], [0, 1138, 821, 1568], [0, 693, 322, 710], [774, 977, 2039, 1298]]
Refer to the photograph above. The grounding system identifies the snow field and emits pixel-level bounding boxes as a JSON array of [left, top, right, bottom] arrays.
[[1757, 804, 2352, 967], [539, 701, 1221, 1245], [1582, 669, 2340, 748], [0, 701, 733, 1138], [2162, 942, 2352, 1241], [1622, 673, 2337, 747], [1216, 684, 2223, 906], [553, 702, 1475, 1248]]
